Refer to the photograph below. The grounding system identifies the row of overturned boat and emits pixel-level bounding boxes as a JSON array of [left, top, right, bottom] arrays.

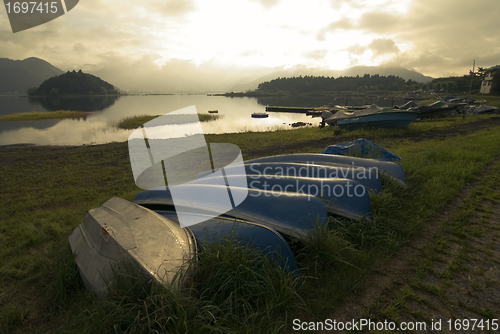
[[69, 148, 407, 297], [319, 97, 499, 129]]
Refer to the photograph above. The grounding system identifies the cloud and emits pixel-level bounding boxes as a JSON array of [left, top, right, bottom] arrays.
[[316, 18, 354, 41], [347, 44, 366, 55], [250, 0, 280, 9], [303, 50, 328, 60], [2, 0, 500, 87], [368, 38, 399, 56], [152, 0, 195, 16], [316, 0, 500, 77], [358, 11, 403, 34], [327, 0, 365, 10], [85, 53, 280, 93]]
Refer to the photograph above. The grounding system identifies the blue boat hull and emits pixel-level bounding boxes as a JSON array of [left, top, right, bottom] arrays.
[[157, 211, 299, 275], [190, 173, 373, 221], [336, 112, 418, 129], [246, 154, 406, 183], [134, 185, 328, 239], [197, 162, 382, 193]]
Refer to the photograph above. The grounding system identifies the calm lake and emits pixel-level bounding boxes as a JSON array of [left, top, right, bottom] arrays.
[[0, 94, 402, 146]]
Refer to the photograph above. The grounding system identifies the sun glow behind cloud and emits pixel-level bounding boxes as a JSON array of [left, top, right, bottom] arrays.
[[143, 0, 413, 69]]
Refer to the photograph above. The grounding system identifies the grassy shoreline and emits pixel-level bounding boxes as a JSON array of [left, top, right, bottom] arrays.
[[0, 110, 88, 121], [116, 113, 221, 129], [2, 115, 500, 332]]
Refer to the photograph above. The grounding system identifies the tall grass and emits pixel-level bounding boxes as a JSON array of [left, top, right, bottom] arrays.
[[54, 237, 301, 334], [0, 110, 88, 121], [117, 113, 222, 129]]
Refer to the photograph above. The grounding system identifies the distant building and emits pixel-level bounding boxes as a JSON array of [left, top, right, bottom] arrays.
[[480, 65, 500, 94]]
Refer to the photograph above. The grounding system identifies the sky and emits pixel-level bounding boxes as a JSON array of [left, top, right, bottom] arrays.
[[1, 0, 499, 92]]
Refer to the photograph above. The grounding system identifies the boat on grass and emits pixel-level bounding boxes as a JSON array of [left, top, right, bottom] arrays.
[[415, 101, 465, 119], [322, 104, 418, 129], [69, 196, 299, 297]]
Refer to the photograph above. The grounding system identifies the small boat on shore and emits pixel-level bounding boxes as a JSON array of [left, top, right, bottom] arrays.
[[251, 112, 269, 118], [69, 197, 299, 296], [208, 109, 218, 113], [322, 104, 418, 129], [415, 101, 465, 119]]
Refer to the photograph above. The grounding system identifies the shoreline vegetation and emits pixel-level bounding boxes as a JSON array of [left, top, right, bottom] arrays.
[[1, 114, 500, 332], [0, 111, 221, 125], [116, 113, 222, 129], [0, 110, 88, 121]]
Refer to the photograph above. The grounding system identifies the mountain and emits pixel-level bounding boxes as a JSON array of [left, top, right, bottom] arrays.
[[29, 70, 119, 96], [228, 65, 434, 92], [342, 66, 434, 83], [0, 57, 64, 94]]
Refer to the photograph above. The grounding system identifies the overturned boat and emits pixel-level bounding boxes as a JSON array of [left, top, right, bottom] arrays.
[[322, 104, 418, 129], [415, 100, 465, 119], [69, 197, 299, 297]]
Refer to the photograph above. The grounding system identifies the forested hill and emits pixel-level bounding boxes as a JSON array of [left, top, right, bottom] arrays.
[[254, 74, 420, 94], [28, 70, 119, 96]]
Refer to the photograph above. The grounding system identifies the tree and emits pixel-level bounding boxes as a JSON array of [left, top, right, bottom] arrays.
[[26, 86, 38, 96], [446, 81, 455, 92]]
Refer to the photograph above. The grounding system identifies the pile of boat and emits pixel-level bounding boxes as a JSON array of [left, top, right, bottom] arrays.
[[320, 98, 499, 129], [320, 104, 419, 129], [69, 149, 406, 296]]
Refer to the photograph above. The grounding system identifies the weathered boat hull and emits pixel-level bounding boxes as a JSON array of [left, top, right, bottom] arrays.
[[68, 197, 196, 297], [190, 173, 372, 221], [246, 154, 406, 183], [157, 211, 299, 274], [198, 162, 383, 193], [69, 197, 300, 296], [336, 111, 418, 129], [134, 185, 329, 239]]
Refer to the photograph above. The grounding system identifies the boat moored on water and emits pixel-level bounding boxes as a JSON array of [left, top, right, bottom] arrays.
[[251, 112, 269, 118]]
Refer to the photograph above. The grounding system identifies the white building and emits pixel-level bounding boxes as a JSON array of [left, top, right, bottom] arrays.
[[480, 65, 500, 94]]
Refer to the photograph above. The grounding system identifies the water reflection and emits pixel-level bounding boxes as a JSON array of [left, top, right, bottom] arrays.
[[28, 95, 121, 111], [0, 119, 60, 132], [0, 94, 319, 146], [256, 95, 406, 108]]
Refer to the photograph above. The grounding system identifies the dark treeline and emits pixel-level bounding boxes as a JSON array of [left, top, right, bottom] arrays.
[[256, 74, 412, 93], [246, 73, 492, 95], [428, 75, 486, 94], [27, 70, 119, 96]]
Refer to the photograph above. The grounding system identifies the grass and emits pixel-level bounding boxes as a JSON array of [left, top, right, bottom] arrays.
[[206, 113, 500, 158], [117, 113, 222, 129], [2, 115, 500, 332], [362, 156, 500, 327], [0, 110, 88, 121], [58, 238, 301, 334]]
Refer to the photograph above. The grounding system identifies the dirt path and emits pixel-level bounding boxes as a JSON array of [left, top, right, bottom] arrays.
[[325, 158, 500, 333]]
